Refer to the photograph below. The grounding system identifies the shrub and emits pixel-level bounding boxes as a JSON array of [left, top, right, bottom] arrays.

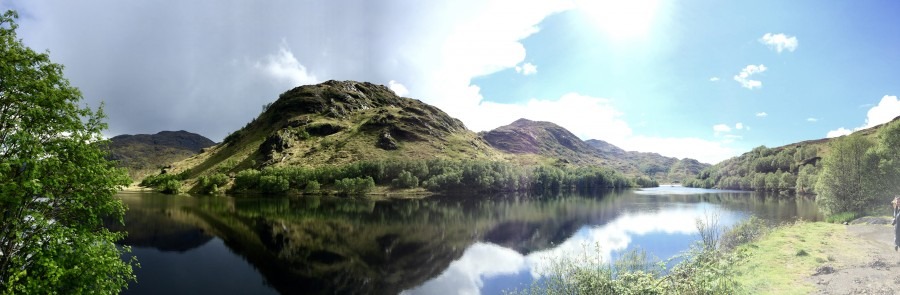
[[391, 170, 419, 189], [825, 212, 858, 224], [159, 179, 182, 194], [234, 169, 261, 191], [259, 175, 289, 194], [335, 177, 375, 195], [304, 180, 321, 194], [198, 172, 229, 195], [719, 216, 769, 251]]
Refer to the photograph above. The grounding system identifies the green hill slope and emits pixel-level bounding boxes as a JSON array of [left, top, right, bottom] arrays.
[[685, 115, 900, 194], [108, 130, 215, 180]]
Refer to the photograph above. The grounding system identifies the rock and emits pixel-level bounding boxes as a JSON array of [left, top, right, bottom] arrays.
[[377, 131, 398, 150], [814, 265, 835, 275], [849, 217, 891, 225]]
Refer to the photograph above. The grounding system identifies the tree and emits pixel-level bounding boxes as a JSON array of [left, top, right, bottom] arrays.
[[815, 134, 879, 214], [0, 11, 134, 294], [874, 120, 900, 194]]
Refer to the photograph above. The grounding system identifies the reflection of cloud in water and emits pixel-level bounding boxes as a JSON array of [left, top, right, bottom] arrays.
[[402, 243, 526, 295], [635, 186, 747, 195], [405, 203, 737, 295]]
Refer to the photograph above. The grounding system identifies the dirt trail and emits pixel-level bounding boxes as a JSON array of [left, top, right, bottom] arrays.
[[808, 217, 900, 294]]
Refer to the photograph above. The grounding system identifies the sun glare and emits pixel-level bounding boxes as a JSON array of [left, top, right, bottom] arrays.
[[576, 0, 660, 40]]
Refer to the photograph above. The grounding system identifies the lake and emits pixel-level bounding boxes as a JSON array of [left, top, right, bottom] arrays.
[[114, 186, 822, 294]]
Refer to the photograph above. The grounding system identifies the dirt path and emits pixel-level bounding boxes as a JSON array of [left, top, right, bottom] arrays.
[[808, 217, 900, 294]]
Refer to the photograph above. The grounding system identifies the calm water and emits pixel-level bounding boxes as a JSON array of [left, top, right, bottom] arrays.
[[114, 186, 822, 295]]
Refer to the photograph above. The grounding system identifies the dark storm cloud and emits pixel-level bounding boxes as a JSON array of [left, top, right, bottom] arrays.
[[4, 0, 414, 141]]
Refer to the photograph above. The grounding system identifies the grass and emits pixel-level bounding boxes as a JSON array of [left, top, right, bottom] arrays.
[[825, 211, 858, 224], [733, 221, 853, 294]]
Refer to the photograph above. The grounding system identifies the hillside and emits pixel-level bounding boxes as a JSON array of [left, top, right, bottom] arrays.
[[154, 80, 712, 195], [482, 119, 707, 183], [169, 80, 501, 180], [685, 115, 900, 192], [108, 130, 215, 180]]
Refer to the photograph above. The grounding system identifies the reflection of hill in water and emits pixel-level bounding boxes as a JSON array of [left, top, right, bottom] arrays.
[[115, 190, 821, 294]]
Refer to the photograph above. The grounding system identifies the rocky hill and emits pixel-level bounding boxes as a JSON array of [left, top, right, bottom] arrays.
[[108, 130, 215, 180], [482, 119, 708, 182], [170, 80, 500, 179], [481, 118, 598, 164]]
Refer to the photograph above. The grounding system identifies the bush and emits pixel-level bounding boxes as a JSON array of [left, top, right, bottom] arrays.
[[391, 170, 419, 189], [234, 169, 261, 191], [140, 173, 184, 194], [825, 212, 858, 224], [335, 177, 375, 195], [259, 175, 289, 194], [198, 172, 229, 195], [304, 180, 320, 194], [159, 179, 182, 194], [720, 216, 769, 251]]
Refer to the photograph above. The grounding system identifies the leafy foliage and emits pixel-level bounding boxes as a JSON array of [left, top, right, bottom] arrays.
[[197, 172, 228, 194], [684, 144, 819, 192], [0, 10, 134, 293], [139, 171, 187, 194], [220, 159, 652, 196], [815, 134, 880, 214]]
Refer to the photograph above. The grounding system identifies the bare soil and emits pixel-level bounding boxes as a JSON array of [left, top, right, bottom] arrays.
[[808, 217, 900, 294]]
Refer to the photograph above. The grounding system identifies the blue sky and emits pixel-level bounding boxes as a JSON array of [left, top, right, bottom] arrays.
[[5, 0, 900, 164]]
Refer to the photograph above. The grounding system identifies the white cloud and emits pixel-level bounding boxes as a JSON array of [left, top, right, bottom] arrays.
[[388, 80, 410, 97], [733, 64, 766, 89], [861, 95, 900, 129], [713, 124, 731, 134], [756, 112, 768, 117], [825, 95, 900, 138], [403, 243, 526, 295], [807, 117, 818, 122], [469, 93, 633, 143], [759, 33, 798, 53], [709, 77, 719, 82], [408, 203, 741, 294], [735, 122, 743, 130], [515, 62, 538, 75], [826, 127, 852, 138], [254, 41, 318, 87], [526, 204, 739, 278]]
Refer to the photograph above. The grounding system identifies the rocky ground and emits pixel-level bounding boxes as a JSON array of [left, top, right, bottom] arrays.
[[808, 217, 900, 294]]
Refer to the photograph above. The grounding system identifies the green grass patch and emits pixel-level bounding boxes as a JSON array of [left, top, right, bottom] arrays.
[[733, 221, 848, 294], [825, 211, 858, 223]]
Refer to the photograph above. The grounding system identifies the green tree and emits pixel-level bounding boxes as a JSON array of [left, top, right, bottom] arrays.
[[815, 134, 879, 214], [874, 120, 900, 195], [0, 11, 135, 294], [391, 170, 419, 189]]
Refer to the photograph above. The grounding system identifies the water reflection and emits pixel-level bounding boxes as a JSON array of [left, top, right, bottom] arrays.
[[115, 187, 822, 295]]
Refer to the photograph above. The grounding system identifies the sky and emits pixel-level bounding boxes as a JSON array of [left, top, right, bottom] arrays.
[[4, 0, 900, 164]]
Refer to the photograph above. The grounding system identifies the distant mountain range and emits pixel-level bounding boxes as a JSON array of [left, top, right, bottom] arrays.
[[481, 118, 707, 183], [107, 130, 215, 181], [134, 80, 707, 190]]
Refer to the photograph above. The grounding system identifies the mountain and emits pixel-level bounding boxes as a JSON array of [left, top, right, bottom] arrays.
[[480, 118, 598, 165], [585, 139, 707, 183], [108, 130, 215, 180], [482, 119, 708, 182], [170, 80, 500, 179]]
